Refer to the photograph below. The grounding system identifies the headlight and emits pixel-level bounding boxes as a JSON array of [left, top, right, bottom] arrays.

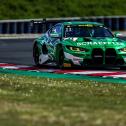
[[119, 48, 126, 52], [66, 46, 88, 52]]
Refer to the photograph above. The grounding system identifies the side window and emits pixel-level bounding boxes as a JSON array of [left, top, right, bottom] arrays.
[[49, 25, 62, 35]]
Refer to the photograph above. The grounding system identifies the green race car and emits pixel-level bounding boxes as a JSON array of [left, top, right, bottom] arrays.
[[33, 21, 126, 68]]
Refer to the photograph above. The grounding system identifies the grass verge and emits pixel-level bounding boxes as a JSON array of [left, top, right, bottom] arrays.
[[0, 73, 126, 126]]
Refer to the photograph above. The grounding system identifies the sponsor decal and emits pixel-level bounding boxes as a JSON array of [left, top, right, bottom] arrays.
[[77, 42, 123, 46], [63, 37, 78, 41], [63, 63, 71, 67]]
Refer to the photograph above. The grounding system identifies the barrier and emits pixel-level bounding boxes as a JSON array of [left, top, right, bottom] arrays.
[[0, 16, 126, 34]]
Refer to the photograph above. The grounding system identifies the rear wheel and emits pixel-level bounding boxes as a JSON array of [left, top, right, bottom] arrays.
[[57, 48, 65, 69], [120, 66, 126, 70], [33, 44, 41, 66]]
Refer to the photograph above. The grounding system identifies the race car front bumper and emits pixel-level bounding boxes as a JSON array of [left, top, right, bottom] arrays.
[[64, 51, 126, 67], [64, 52, 84, 66]]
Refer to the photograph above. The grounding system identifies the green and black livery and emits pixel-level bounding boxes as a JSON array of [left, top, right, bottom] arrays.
[[33, 21, 126, 68]]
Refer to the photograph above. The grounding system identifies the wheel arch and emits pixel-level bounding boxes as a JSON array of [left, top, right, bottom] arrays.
[[33, 40, 43, 58]]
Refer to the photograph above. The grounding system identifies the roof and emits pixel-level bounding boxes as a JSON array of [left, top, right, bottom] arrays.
[[62, 21, 103, 26]]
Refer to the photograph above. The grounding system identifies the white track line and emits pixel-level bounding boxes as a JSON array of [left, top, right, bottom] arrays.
[[107, 74, 126, 78], [66, 71, 116, 75]]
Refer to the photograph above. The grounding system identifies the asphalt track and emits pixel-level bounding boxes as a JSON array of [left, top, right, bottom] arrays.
[[0, 38, 34, 65]]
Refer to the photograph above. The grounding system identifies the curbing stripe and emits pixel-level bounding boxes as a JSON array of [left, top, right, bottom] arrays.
[[0, 63, 126, 84], [0, 67, 126, 84]]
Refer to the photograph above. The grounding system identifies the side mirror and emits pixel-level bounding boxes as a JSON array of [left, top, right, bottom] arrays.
[[50, 33, 61, 38], [114, 32, 123, 38]]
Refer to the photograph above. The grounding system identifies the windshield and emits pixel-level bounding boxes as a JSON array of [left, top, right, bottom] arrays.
[[64, 25, 113, 38]]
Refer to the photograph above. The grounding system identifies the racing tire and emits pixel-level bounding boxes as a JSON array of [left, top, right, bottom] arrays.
[[120, 66, 126, 70], [57, 48, 65, 69], [33, 44, 41, 66]]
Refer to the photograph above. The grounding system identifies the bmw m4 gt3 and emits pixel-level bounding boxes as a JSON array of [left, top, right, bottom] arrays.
[[33, 21, 126, 68]]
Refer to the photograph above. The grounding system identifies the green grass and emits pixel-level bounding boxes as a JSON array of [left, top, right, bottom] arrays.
[[0, 74, 126, 126], [0, 0, 126, 19]]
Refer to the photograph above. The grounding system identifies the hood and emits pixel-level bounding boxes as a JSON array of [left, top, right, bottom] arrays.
[[63, 37, 126, 48]]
